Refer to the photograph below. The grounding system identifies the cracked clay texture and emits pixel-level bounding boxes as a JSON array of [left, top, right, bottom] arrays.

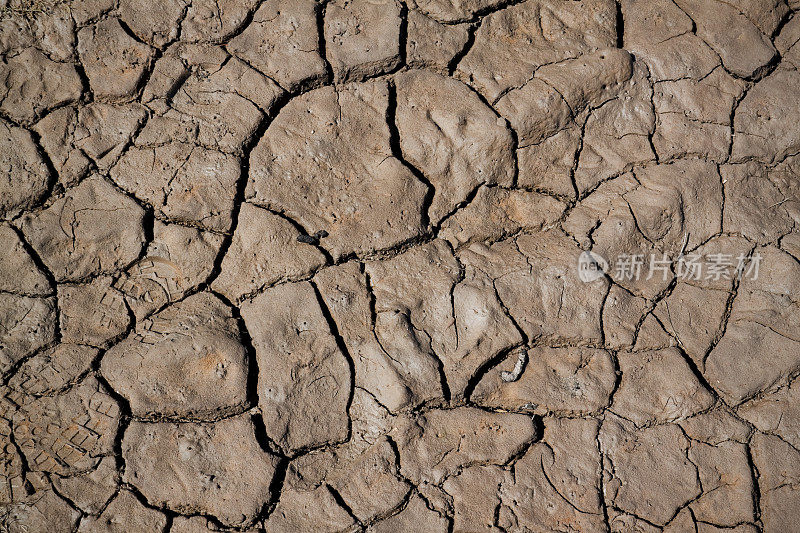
[[1, 0, 800, 531]]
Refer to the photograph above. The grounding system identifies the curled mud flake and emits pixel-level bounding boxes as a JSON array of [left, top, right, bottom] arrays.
[[499, 348, 527, 383]]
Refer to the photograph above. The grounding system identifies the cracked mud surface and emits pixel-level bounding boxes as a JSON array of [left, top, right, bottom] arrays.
[[1, 0, 800, 531]]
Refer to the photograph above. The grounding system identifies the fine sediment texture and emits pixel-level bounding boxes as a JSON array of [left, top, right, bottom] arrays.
[[1, 0, 799, 531]]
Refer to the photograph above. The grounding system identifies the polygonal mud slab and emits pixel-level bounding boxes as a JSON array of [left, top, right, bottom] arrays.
[[240, 281, 351, 454], [101, 293, 250, 419], [19, 176, 146, 282], [12, 376, 120, 476], [123, 415, 278, 527], [246, 80, 428, 259]]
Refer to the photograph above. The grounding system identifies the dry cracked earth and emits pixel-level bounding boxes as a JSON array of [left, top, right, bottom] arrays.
[[1, 0, 800, 531]]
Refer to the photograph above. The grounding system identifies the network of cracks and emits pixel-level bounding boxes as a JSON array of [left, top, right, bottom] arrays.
[[1, 0, 800, 531]]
